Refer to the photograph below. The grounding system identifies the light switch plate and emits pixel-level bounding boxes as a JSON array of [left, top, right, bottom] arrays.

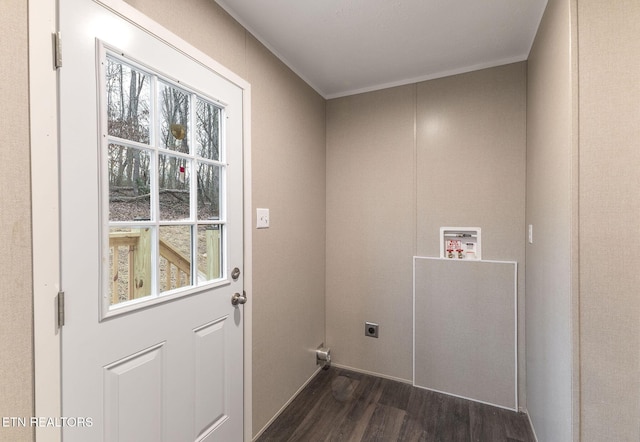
[[256, 208, 269, 229], [528, 224, 533, 244]]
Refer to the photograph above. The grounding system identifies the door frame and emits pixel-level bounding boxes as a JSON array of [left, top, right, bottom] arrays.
[[29, 1, 253, 440]]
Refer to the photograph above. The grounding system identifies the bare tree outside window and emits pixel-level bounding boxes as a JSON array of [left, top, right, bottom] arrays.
[[104, 54, 224, 304]]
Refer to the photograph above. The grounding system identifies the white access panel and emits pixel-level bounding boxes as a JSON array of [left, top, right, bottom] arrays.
[[413, 257, 517, 410]]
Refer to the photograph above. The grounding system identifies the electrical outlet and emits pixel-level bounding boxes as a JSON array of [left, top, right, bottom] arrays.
[[365, 322, 379, 338]]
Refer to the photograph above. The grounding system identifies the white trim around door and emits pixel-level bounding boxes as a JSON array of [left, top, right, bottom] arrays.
[[30, 1, 62, 441]]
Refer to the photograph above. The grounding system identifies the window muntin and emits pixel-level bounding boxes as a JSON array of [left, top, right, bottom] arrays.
[[103, 52, 226, 311]]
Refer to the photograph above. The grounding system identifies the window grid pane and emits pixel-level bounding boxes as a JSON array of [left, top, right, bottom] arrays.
[[108, 227, 153, 306], [197, 225, 223, 282], [197, 162, 221, 221], [158, 153, 191, 221], [104, 53, 226, 310], [159, 225, 192, 293], [159, 82, 190, 154], [195, 98, 221, 161], [106, 56, 150, 144], [108, 144, 151, 222]]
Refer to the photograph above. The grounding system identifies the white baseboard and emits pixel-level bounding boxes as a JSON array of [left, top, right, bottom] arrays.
[[331, 363, 413, 385]]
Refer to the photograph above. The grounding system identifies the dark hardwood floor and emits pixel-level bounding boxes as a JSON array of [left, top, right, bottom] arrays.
[[257, 367, 536, 442]]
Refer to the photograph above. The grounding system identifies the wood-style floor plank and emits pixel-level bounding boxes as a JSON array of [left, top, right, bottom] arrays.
[[377, 378, 412, 410], [404, 386, 448, 441], [324, 372, 384, 442], [469, 401, 508, 441], [286, 372, 356, 441], [360, 404, 406, 442], [257, 369, 340, 442], [433, 393, 470, 442], [256, 368, 535, 442]]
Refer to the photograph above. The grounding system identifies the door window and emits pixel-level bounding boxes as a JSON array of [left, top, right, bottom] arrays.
[[102, 49, 226, 315]]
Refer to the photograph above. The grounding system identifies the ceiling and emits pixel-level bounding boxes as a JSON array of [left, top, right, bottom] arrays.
[[215, 0, 548, 99]]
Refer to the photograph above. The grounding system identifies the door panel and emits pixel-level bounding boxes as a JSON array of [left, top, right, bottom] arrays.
[[194, 318, 228, 437], [59, 1, 244, 440], [104, 344, 164, 442]]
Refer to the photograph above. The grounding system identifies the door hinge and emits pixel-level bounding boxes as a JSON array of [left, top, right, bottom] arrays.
[[57, 291, 65, 329], [54, 32, 62, 69]]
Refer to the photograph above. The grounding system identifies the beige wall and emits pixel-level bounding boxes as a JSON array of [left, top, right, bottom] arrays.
[[527, 1, 640, 440], [326, 64, 527, 402], [525, 0, 575, 440], [124, 0, 328, 437], [0, 1, 35, 442], [416, 63, 527, 265], [326, 85, 417, 381], [417, 64, 527, 405], [578, 1, 640, 440], [245, 33, 326, 433]]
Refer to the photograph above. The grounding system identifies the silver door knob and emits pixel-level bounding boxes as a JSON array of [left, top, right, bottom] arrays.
[[231, 291, 247, 306]]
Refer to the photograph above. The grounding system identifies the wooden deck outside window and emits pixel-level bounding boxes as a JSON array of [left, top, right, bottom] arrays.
[[109, 228, 220, 304]]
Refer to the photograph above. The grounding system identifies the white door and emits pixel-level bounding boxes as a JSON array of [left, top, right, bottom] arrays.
[[59, 1, 245, 441]]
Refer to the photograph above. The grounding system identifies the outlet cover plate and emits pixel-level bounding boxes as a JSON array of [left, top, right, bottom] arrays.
[[365, 322, 379, 338]]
